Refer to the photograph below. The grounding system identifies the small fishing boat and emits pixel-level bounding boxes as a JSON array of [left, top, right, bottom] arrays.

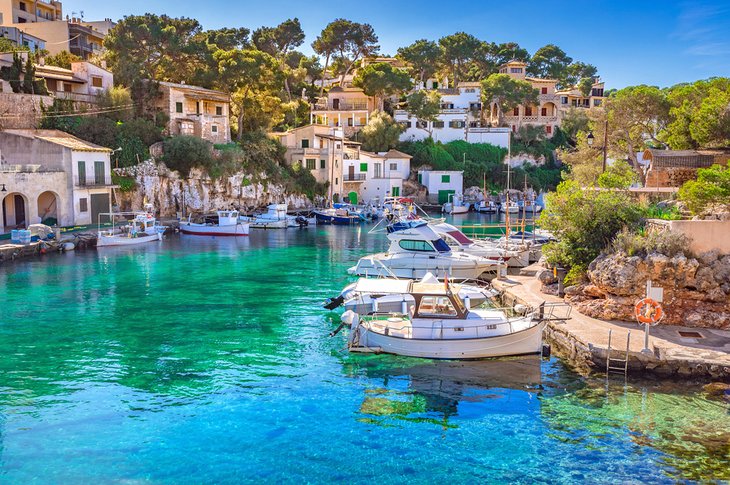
[[348, 221, 501, 280], [96, 207, 167, 247], [179, 210, 249, 236], [476, 200, 499, 213], [342, 281, 547, 359], [314, 204, 367, 225], [500, 202, 520, 214], [442, 193, 470, 215], [324, 272, 498, 314], [241, 204, 290, 229]]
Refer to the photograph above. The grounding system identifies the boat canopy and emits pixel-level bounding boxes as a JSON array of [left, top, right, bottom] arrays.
[[354, 278, 412, 294]]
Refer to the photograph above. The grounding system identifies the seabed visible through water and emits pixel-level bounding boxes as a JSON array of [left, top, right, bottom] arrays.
[[0, 215, 728, 483]]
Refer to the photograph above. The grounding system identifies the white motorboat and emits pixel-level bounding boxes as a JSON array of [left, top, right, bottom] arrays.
[[476, 200, 499, 213], [324, 272, 499, 314], [442, 193, 470, 215], [343, 282, 547, 359], [241, 204, 290, 229], [500, 203, 520, 214], [347, 222, 501, 280], [96, 207, 166, 247], [431, 222, 530, 268], [179, 210, 249, 236]]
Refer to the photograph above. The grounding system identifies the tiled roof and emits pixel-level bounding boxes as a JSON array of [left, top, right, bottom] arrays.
[[2, 129, 112, 152]]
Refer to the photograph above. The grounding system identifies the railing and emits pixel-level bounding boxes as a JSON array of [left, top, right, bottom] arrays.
[[76, 176, 112, 187], [0, 164, 63, 173], [343, 173, 366, 182], [290, 148, 326, 157], [313, 102, 369, 111], [53, 91, 99, 104]]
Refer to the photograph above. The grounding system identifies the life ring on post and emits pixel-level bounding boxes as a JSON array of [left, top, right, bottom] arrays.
[[635, 298, 663, 325]]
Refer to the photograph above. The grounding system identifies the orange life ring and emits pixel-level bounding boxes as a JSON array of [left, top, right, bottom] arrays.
[[635, 298, 662, 324]]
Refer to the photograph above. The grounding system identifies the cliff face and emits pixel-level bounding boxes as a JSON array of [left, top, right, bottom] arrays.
[[114, 161, 312, 217], [564, 251, 730, 330]]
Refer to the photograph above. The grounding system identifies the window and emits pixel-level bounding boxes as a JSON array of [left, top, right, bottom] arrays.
[[441, 175, 450, 183], [418, 296, 457, 316], [305, 159, 316, 170], [416, 120, 428, 129], [389, 163, 398, 171], [216, 106, 223, 116], [391, 186, 400, 197], [359, 117, 367, 126], [469, 102, 481, 111], [94, 161, 105, 185], [18, 17, 26, 22], [63, 82, 72, 92], [541, 107, 547, 116], [175, 102, 183, 113], [464, 88, 475, 93], [541, 87, 548, 94], [545, 125, 552, 135], [181, 121, 194, 135], [433, 120, 444, 129], [525, 107, 533, 116], [78, 161, 86, 185], [399, 121, 411, 128], [347, 117, 353, 126], [320, 159, 325, 169], [510, 67, 522, 73], [301, 139, 309, 148], [513, 107, 519, 116], [398, 240, 435, 252], [448, 120, 465, 129], [91, 76, 103, 88], [79, 198, 88, 212], [432, 81, 439, 89], [211, 125, 218, 133], [440, 103, 454, 109], [593, 99, 602, 106], [360, 162, 368, 172], [19, 2, 26, 11]]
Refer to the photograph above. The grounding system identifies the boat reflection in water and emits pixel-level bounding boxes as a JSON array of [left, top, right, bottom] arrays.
[[350, 356, 542, 428]]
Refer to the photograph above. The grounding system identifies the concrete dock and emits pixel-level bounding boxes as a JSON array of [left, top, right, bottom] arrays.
[[493, 268, 730, 380]]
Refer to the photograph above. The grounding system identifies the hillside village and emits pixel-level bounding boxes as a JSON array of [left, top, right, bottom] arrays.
[[0, 2, 727, 231]]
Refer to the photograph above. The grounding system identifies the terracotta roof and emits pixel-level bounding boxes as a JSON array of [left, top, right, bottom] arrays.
[[35, 65, 86, 83], [644, 148, 715, 169], [525, 77, 558, 83], [329, 86, 365, 93], [383, 149, 413, 159], [157, 81, 230, 102], [457, 82, 481, 88], [2, 129, 112, 152]]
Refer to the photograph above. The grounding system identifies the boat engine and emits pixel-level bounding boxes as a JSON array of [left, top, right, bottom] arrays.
[[295, 215, 309, 228], [323, 295, 345, 310]]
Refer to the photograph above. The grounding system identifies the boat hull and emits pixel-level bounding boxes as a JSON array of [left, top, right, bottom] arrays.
[[97, 232, 163, 247], [179, 223, 249, 236], [356, 320, 546, 359], [347, 254, 499, 280]]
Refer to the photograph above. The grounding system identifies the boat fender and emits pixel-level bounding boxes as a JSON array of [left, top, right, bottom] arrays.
[[341, 310, 357, 326], [514, 304, 527, 314], [542, 343, 552, 359]]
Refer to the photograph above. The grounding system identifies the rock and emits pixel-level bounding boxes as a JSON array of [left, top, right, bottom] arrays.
[[712, 257, 730, 285], [563, 285, 583, 296], [541, 283, 560, 296], [538, 269, 558, 285], [699, 249, 720, 266], [582, 284, 606, 298], [703, 382, 730, 398], [694, 266, 718, 293]]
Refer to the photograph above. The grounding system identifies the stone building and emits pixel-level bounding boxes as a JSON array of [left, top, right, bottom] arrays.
[[154, 81, 231, 144], [0, 129, 114, 232], [643, 149, 717, 188]]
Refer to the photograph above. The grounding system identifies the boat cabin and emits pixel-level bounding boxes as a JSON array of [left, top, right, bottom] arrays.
[[433, 223, 474, 248], [410, 284, 468, 319], [387, 223, 452, 254]]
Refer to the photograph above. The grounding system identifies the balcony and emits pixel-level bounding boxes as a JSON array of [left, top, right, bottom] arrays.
[[313, 101, 369, 111], [343, 173, 366, 182], [76, 175, 113, 187], [290, 148, 326, 157], [53, 91, 99, 104]]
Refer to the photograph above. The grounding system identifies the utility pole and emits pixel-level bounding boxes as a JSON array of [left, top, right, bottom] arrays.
[[602, 118, 608, 173]]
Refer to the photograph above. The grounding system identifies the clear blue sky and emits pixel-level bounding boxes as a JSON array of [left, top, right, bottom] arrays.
[[66, 0, 730, 88]]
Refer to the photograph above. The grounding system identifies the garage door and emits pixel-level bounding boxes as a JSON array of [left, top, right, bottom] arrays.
[[90, 193, 111, 225], [438, 190, 455, 204]]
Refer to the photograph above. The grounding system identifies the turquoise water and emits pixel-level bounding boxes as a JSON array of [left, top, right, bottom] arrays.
[[1, 223, 728, 483]]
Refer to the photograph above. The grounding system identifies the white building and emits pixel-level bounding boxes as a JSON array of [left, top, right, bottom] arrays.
[[342, 148, 412, 203], [417, 170, 464, 204], [394, 82, 510, 147], [0, 129, 114, 232]]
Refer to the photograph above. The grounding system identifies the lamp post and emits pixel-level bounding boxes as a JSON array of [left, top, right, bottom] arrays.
[[586, 118, 609, 172]]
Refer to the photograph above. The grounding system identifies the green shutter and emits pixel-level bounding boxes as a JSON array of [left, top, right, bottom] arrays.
[[301, 139, 309, 148], [306, 159, 316, 170], [391, 187, 400, 197], [360, 163, 368, 172], [320, 159, 326, 169], [417, 173, 422, 184], [441, 175, 450, 183]]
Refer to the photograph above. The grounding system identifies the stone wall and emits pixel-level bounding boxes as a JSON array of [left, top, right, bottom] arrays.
[[0, 93, 53, 130], [114, 161, 312, 217], [645, 167, 701, 188]]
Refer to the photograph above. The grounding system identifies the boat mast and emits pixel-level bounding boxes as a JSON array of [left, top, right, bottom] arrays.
[[505, 131, 511, 250]]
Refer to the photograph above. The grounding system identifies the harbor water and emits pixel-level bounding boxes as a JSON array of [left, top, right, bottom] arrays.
[[0, 221, 728, 482]]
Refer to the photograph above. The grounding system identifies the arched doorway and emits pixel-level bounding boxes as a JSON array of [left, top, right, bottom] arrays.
[[541, 102, 557, 117], [2, 192, 28, 231], [37, 191, 59, 226]]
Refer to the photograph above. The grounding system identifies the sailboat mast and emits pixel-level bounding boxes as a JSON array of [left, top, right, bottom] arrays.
[[505, 131, 511, 249]]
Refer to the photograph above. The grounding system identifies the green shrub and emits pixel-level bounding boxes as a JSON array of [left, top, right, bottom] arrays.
[[162, 136, 214, 177], [111, 174, 137, 193], [678, 164, 730, 214], [644, 204, 682, 220], [610, 227, 691, 258], [564, 264, 588, 286]]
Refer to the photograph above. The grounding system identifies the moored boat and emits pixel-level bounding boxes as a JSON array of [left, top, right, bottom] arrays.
[[179, 210, 249, 236], [96, 208, 167, 247], [442, 193, 470, 215], [343, 282, 547, 359]]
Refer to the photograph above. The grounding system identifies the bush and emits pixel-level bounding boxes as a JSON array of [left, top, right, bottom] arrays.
[[111, 174, 137, 193], [162, 136, 214, 176], [610, 227, 691, 258], [539, 180, 644, 269], [644, 203, 682, 220], [678, 164, 730, 214], [597, 160, 638, 189], [564, 264, 588, 286]]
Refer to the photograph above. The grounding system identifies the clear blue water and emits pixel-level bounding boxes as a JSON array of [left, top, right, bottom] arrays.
[[0, 221, 728, 483]]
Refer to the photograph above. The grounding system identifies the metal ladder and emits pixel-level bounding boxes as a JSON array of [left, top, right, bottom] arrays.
[[606, 329, 631, 376]]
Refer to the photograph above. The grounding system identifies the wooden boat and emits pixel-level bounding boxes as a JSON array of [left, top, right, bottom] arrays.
[[179, 210, 249, 236], [343, 281, 547, 359], [96, 208, 166, 247], [442, 193, 469, 215]]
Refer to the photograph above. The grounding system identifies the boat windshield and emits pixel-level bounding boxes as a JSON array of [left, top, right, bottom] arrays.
[[432, 238, 451, 253], [417, 296, 458, 317], [447, 230, 473, 245]]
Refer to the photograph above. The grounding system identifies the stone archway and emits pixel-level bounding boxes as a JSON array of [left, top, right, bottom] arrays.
[[2, 192, 29, 231], [37, 191, 60, 226], [541, 102, 558, 117]]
